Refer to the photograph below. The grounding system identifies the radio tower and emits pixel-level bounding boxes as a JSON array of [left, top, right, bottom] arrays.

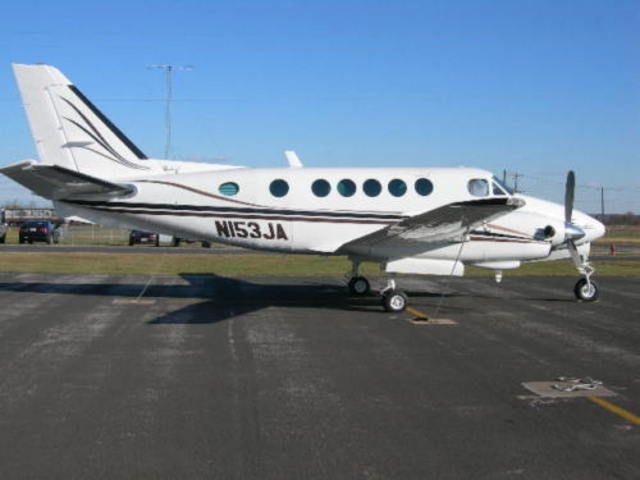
[[147, 64, 194, 159]]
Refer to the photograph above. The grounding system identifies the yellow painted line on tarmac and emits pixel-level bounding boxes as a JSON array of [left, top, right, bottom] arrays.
[[404, 306, 457, 325], [406, 306, 429, 320], [588, 396, 640, 425]]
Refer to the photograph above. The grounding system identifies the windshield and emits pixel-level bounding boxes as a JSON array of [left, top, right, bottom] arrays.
[[491, 176, 513, 195]]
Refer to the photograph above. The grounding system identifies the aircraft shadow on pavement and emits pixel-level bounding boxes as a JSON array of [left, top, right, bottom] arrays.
[[0, 274, 390, 324], [0, 274, 576, 323]]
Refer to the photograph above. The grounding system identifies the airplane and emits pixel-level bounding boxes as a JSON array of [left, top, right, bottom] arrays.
[[1, 64, 606, 312]]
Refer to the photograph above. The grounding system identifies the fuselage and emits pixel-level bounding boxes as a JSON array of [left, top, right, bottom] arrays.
[[54, 166, 606, 266]]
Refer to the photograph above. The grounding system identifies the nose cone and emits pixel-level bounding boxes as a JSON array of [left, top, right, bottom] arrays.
[[581, 215, 606, 243]]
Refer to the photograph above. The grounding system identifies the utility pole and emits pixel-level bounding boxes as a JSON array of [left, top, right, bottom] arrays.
[[512, 172, 522, 193], [600, 186, 605, 220], [147, 64, 194, 159]]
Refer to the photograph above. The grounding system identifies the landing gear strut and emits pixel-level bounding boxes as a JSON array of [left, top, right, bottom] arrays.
[[346, 259, 408, 312], [573, 259, 599, 302]]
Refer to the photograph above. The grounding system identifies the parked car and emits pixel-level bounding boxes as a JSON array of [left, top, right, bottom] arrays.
[[129, 230, 160, 246], [19, 220, 61, 244]]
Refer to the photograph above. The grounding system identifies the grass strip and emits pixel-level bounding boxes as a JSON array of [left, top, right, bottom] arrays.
[[0, 252, 639, 277]]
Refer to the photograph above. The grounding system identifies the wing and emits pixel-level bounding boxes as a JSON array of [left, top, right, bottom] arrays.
[[1, 160, 135, 199], [341, 197, 525, 255]]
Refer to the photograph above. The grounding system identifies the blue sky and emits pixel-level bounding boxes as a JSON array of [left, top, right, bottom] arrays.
[[0, 0, 638, 212]]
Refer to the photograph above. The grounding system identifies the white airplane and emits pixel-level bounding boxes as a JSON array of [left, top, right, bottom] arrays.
[[1, 64, 606, 312]]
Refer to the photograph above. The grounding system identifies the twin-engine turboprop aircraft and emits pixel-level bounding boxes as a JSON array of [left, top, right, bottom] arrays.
[[2, 64, 606, 312]]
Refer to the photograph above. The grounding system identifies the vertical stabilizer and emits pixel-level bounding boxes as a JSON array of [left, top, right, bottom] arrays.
[[13, 64, 151, 179]]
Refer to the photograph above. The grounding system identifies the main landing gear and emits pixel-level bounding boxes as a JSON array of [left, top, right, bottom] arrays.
[[347, 260, 408, 313]]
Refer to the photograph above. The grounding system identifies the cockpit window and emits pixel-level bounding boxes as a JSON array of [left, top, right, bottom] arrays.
[[467, 179, 489, 197], [492, 182, 506, 196], [491, 176, 513, 195]]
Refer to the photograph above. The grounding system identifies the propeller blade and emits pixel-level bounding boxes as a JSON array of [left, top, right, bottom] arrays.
[[567, 240, 582, 271], [565, 170, 575, 224]]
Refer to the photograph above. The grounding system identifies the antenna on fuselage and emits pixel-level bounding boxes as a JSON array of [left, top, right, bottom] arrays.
[[284, 150, 303, 168]]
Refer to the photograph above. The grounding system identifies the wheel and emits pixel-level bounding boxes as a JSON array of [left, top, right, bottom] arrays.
[[0, 235, 5, 244], [19, 236, 24, 244], [574, 278, 599, 302], [155, 237, 160, 247], [173, 237, 181, 247], [348, 276, 370, 296], [202, 241, 211, 248], [129, 239, 134, 246], [382, 290, 408, 312], [28, 239, 33, 244]]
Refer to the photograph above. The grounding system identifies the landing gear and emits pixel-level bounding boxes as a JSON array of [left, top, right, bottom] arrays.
[[570, 251, 599, 302], [348, 276, 370, 296], [574, 278, 599, 302], [380, 278, 408, 313], [347, 259, 408, 312], [347, 259, 371, 296]]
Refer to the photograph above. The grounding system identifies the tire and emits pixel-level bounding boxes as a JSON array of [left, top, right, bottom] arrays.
[[348, 276, 370, 296], [129, 239, 135, 246], [0, 235, 5, 244], [202, 241, 211, 248], [28, 239, 33, 244], [574, 278, 599, 302], [155, 237, 160, 247], [382, 290, 408, 312], [173, 237, 181, 247], [19, 236, 24, 244]]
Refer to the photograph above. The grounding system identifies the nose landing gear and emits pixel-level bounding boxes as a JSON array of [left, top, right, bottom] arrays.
[[571, 252, 599, 302], [380, 278, 408, 313]]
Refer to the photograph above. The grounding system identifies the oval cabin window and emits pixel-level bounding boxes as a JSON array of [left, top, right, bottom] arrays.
[[388, 179, 407, 197], [312, 179, 331, 197], [414, 178, 433, 196], [270, 179, 290, 197], [218, 182, 239, 196], [363, 179, 382, 197], [337, 179, 356, 197]]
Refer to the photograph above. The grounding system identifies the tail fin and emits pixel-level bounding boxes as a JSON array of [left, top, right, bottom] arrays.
[[13, 64, 152, 179]]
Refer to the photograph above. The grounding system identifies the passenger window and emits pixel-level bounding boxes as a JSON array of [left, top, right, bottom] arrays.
[[312, 179, 331, 197], [337, 179, 356, 197], [219, 182, 239, 196], [468, 179, 489, 197], [414, 178, 433, 196], [363, 179, 382, 197], [269, 179, 289, 197], [388, 179, 407, 197]]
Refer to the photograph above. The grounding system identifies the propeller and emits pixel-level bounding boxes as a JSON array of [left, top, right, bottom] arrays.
[[563, 170, 585, 270], [564, 170, 575, 225]]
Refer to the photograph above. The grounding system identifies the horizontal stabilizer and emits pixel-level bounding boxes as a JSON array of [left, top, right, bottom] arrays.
[[0, 160, 135, 199]]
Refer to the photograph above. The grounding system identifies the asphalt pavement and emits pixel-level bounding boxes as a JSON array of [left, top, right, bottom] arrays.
[[0, 273, 638, 479]]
